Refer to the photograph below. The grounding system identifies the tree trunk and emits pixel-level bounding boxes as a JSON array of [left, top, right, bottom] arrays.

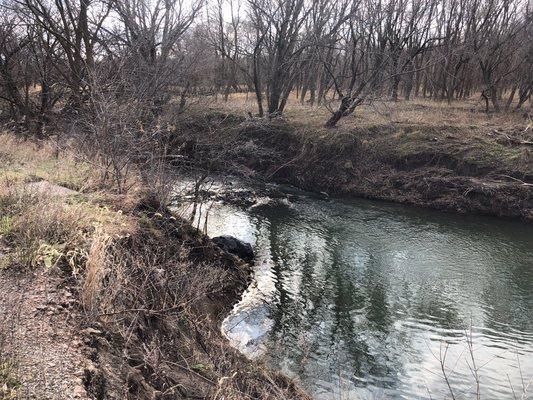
[[490, 87, 501, 112], [391, 75, 401, 101], [504, 85, 517, 111]]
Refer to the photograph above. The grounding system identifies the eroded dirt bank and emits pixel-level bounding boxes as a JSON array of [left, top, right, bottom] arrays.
[[80, 203, 309, 399], [0, 132, 309, 399], [0, 197, 309, 399], [175, 112, 532, 221]]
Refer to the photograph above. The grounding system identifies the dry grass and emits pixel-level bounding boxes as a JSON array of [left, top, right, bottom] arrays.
[[0, 187, 135, 273], [0, 134, 94, 191], [0, 129, 165, 276], [0, 130, 309, 399], [199, 93, 532, 181], [206, 92, 529, 132], [0, 132, 150, 198]]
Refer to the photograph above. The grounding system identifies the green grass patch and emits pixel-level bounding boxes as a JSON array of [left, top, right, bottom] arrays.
[[0, 216, 13, 236]]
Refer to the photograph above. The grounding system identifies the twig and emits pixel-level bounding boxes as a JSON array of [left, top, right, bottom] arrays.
[[440, 342, 456, 400]]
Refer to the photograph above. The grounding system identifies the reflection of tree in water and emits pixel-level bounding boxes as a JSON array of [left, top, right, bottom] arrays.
[[267, 216, 300, 336], [363, 254, 392, 334], [264, 216, 404, 391], [414, 297, 464, 331], [265, 220, 331, 362], [327, 240, 379, 380], [481, 258, 533, 335], [224, 194, 533, 399]]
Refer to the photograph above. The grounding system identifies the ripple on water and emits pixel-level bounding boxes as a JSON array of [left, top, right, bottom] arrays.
[[179, 181, 533, 399]]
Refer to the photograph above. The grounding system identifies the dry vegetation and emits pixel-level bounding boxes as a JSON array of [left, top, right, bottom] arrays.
[[171, 95, 532, 220], [0, 132, 309, 399], [211, 93, 529, 131]]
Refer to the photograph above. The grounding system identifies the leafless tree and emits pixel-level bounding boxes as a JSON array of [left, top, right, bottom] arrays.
[[1, 0, 531, 136], [246, 0, 314, 116]]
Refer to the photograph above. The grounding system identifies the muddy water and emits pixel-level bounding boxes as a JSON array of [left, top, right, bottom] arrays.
[[186, 182, 533, 399]]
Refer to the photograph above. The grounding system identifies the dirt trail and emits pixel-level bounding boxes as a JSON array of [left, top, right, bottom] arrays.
[[0, 269, 91, 399]]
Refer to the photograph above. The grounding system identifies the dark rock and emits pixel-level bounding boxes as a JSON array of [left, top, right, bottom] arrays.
[[212, 235, 254, 263]]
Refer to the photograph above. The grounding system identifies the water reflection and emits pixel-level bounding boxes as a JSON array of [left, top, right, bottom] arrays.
[[191, 189, 533, 399]]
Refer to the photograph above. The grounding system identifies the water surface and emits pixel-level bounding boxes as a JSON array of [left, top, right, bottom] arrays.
[[188, 183, 533, 399]]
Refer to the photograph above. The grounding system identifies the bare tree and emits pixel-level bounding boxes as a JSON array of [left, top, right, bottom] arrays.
[[14, 0, 111, 108], [1, 0, 532, 138], [247, 0, 313, 116], [469, 0, 530, 112], [322, 0, 392, 127]]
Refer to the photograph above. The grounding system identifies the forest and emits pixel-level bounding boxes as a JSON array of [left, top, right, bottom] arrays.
[[1, 0, 531, 133]]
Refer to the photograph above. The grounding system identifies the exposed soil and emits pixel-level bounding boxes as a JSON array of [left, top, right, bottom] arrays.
[[0, 269, 91, 399], [81, 204, 310, 400], [0, 190, 310, 400], [174, 112, 532, 221]]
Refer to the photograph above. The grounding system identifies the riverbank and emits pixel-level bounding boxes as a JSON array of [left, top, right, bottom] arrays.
[[0, 133, 309, 399], [1, 97, 531, 396], [175, 100, 532, 221]]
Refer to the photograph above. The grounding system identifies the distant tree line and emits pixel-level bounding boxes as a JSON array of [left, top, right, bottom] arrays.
[[210, 0, 532, 126], [0, 0, 531, 133]]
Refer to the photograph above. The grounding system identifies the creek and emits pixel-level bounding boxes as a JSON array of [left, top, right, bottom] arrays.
[[182, 180, 533, 399]]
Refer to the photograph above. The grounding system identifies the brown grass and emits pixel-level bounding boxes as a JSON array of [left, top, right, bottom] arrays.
[[197, 93, 532, 182], [0, 130, 309, 399], [0, 184, 135, 272], [205, 92, 529, 132], [0, 134, 93, 191], [197, 94, 532, 180]]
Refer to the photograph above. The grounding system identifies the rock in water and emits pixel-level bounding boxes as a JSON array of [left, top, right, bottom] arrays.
[[212, 235, 254, 263]]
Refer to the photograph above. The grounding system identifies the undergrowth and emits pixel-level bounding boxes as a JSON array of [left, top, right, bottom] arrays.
[[0, 130, 309, 399], [0, 357, 21, 400]]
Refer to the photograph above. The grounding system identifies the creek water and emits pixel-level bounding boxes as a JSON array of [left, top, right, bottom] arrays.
[[184, 181, 533, 399]]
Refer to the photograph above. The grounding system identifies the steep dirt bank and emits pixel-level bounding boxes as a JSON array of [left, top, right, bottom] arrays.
[[0, 193, 309, 400], [0, 133, 309, 399], [81, 203, 309, 400], [175, 112, 532, 221]]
